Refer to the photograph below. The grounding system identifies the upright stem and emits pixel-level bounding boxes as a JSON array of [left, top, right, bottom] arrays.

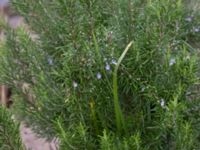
[[113, 41, 133, 134]]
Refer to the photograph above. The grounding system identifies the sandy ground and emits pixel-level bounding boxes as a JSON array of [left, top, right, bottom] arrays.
[[0, 0, 59, 149], [20, 123, 59, 150]]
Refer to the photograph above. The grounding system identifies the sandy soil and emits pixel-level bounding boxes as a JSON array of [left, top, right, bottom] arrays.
[[20, 123, 59, 150]]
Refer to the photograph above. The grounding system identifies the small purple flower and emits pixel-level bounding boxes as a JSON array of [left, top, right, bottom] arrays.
[[194, 27, 200, 33], [96, 72, 102, 79], [105, 63, 111, 71], [141, 87, 145, 92], [73, 81, 78, 88], [160, 99, 165, 108], [169, 58, 176, 66], [47, 57, 53, 65], [111, 59, 117, 65], [185, 16, 192, 22]]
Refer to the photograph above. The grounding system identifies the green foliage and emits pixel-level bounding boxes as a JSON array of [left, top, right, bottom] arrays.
[[0, 107, 23, 150], [0, 0, 200, 149]]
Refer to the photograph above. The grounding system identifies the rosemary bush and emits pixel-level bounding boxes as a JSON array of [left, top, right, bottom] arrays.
[[0, 107, 23, 150], [0, 0, 200, 149]]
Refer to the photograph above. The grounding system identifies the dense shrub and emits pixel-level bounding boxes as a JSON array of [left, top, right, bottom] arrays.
[[0, 106, 23, 150], [1, 0, 200, 149]]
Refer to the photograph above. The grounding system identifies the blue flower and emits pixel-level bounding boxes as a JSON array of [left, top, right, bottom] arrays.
[[111, 59, 117, 65], [73, 81, 78, 88], [105, 63, 111, 71], [169, 58, 176, 66], [185, 16, 192, 22], [160, 99, 165, 108], [141, 86, 145, 92], [47, 57, 53, 65], [194, 27, 200, 33], [96, 72, 102, 79]]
